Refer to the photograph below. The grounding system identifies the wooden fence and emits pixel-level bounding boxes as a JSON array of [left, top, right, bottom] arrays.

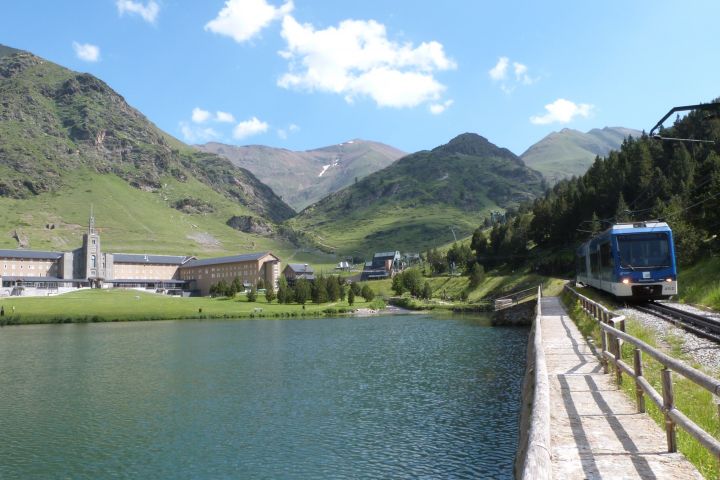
[[494, 286, 539, 311], [565, 284, 720, 458], [520, 285, 552, 480]]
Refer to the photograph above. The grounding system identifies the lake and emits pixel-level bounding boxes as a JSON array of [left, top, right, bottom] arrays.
[[0, 314, 528, 479]]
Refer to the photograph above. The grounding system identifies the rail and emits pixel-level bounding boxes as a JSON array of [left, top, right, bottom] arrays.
[[564, 284, 720, 458], [494, 286, 538, 311], [520, 285, 552, 480]]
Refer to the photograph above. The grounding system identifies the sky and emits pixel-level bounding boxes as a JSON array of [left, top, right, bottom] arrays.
[[2, 1, 720, 155]]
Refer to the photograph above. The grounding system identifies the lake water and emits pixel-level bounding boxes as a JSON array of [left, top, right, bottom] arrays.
[[0, 314, 528, 479]]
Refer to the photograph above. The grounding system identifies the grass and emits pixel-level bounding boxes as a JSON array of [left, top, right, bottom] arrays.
[[0, 169, 338, 272], [0, 289, 382, 325], [678, 255, 720, 310], [561, 290, 720, 479], [358, 269, 567, 311]]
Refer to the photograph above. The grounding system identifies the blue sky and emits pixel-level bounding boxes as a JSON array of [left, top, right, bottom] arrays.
[[3, 1, 719, 155]]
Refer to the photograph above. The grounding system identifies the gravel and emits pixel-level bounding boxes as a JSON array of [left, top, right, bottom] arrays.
[[616, 303, 720, 372]]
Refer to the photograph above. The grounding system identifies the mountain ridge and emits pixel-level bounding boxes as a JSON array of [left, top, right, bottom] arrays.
[[288, 133, 546, 255], [520, 126, 642, 183], [197, 139, 405, 211]]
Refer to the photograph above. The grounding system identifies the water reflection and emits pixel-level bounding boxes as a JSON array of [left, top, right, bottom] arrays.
[[0, 314, 527, 479]]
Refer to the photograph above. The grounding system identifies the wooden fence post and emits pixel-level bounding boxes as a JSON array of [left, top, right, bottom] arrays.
[[634, 348, 645, 413], [662, 368, 677, 452], [600, 326, 609, 374], [614, 333, 622, 385]]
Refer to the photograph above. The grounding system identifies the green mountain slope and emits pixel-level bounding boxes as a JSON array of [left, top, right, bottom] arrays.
[[520, 127, 641, 184], [197, 139, 405, 211], [288, 133, 546, 256], [0, 45, 294, 223], [0, 45, 326, 261]]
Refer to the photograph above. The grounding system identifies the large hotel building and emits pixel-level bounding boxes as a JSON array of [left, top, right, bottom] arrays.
[[0, 214, 280, 296]]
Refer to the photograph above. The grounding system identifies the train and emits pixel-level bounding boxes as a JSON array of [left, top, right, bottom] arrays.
[[576, 221, 678, 300]]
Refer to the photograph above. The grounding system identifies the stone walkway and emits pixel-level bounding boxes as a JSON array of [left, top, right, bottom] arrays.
[[540, 297, 703, 479]]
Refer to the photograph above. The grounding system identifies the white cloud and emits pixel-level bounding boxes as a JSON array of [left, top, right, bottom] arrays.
[[116, 0, 160, 24], [430, 99, 454, 115], [490, 56, 536, 93], [215, 111, 236, 123], [72, 42, 100, 62], [530, 98, 594, 125], [513, 62, 534, 85], [192, 107, 211, 123], [233, 117, 269, 139], [205, 0, 293, 43], [277, 16, 455, 109], [180, 121, 221, 143], [489, 57, 509, 81], [277, 123, 300, 139]]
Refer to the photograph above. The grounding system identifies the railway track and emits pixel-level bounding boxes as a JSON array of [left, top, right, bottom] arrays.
[[634, 302, 720, 342]]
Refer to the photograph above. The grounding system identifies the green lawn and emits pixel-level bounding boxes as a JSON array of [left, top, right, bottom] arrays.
[[0, 289, 381, 325], [678, 256, 720, 310]]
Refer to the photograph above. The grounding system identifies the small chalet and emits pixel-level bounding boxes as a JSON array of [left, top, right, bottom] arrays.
[[360, 251, 402, 281], [283, 263, 315, 284]]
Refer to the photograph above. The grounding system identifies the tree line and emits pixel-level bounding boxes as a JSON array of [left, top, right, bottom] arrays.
[[209, 275, 375, 306], [471, 103, 720, 272]]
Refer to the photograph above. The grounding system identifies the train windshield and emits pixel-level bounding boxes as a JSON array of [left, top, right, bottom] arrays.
[[617, 233, 671, 269]]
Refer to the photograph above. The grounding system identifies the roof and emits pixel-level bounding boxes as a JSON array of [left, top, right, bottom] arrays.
[[110, 279, 187, 284], [112, 253, 192, 265], [182, 252, 278, 269], [1, 276, 75, 282], [286, 263, 314, 273], [0, 249, 63, 260], [374, 251, 399, 259]]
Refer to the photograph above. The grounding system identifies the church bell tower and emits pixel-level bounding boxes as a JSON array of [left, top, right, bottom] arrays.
[[82, 206, 104, 286]]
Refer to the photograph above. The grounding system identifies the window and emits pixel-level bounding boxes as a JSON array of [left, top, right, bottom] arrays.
[[91, 255, 96, 268], [617, 233, 671, 269]]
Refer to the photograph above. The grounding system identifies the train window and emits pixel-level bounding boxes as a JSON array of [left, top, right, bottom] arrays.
[[600, 242, 612, 267], [589, 251, 599, 274], [617, 233, 671, 268]]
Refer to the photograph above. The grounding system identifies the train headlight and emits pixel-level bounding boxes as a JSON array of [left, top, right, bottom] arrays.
[[622, 278, 630, 284], [666, 278, 673, 282]]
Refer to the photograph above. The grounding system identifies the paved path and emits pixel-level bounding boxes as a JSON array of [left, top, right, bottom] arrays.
[[540, 297, 703, 479]]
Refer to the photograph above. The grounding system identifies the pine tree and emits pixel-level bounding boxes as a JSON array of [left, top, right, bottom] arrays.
[[422, 281, 432, 300], [265, 286, 276, 303], [348, 288, 355, 306], [247, 286, 257, 302], [615, 193, 630, 223]]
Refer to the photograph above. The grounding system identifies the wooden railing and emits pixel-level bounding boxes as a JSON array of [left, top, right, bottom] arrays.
[[521, 285, 552, 480], [494, 286, 539, 311], [565, 284, 720, 457]]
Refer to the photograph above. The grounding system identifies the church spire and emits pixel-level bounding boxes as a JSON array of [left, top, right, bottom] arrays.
[[89, 205, 95, 235]]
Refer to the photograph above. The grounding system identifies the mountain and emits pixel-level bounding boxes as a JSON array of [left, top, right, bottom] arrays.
[[520, 127, 642, 184], [287, 133, 546, 256], [0, 44, 307, 257], [197, 140, 405, 211]]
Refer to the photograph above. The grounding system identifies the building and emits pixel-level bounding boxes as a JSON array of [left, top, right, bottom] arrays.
[[0, 212, 281, 297], [180, 252, 280, 296], [360, 251, 402, 281], [283, 263, 315, 284]]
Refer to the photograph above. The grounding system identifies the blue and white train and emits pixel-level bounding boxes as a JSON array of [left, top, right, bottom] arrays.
[[576, 222, 678, 300]]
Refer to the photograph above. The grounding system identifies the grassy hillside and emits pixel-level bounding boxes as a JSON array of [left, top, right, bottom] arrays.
[[198, 139, 405, 211], [678, 256, 720, 310], [521, 126, 641, 184], [288, 133, 546, 256], [0, 45, 294, 223], [0, 168, 338, 269]]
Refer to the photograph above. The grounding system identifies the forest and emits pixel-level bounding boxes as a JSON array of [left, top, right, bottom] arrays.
[[470, 101, 720, 274]]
